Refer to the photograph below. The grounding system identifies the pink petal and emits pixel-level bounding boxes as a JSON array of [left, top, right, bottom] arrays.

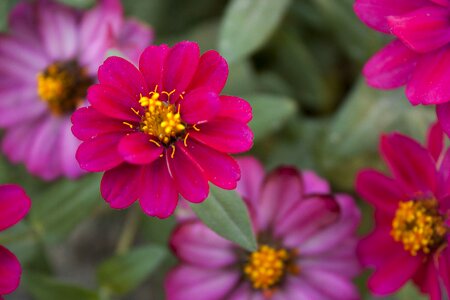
[[363, 39, 418, 89], [437, 103, 450, 137], [187, 50, 228, 93], [413, 261, 441, 300], [430, 0, 450, 6], [114, 19, 153, 64], [217, 96, 252, 123], [139, 45, 169, 91], [302, 170, 330, 195], [438, 248, 450, 297], [167, 142, 209, 203], [406, 46, 450, 105], [118, 132, 163, 165], [139, 159, 178, 218], [162, 41, 200, 101], [226, 282, 255, 300], [426, 121, 444, 161], [353, 0, 430, 33], [180, 88, 220, 124], [380, 133, 438, 194], [101, 163, 142, 209], [356, 169, 404, 212], [0, 36, 48, 72], [183, 139, 240, 190], [0, 89, 46, 127], [37, 0, 78, 60], [71, 106, 131, 141], [165, 265, 239, 300], [368, 250, 424, 295], [284, 277, 330, 300], [438, 148, 450, 199], [170, 221, 236, 268], [0, 184, 30, 231], [2, 123, 40, 164], [388, 6, 450, 53], [59, 118, 84, 179], [0, 246, 21, 296], [189, 119, 253, 154], [256, 167, 304, 231], [8, 2, 42, 45], [87, 84, 141, 122], [98, 56, 148, 99], [302, 269, 360, 300], [76, 133, 124, 172], [235, 156, 264, 207]]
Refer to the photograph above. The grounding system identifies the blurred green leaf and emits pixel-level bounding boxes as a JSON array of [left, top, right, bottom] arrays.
[[395, 282, 427, 300], [219, 0, 291, 62], [191, 184, 257, 251], [25, 272, 99, 300], [29, 174, 103, 242], [56, 0, 95, 9], [223, 60, 258, 95], [0, 221, 38, 264], [0, 0, 18, 32], [245, 93, 297, 141], [97, 244, 167, 295]]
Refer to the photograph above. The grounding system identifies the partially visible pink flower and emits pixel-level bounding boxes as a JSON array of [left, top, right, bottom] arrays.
[[165, 157, 361, 300], [354, 0, 450, 136], [0, 184, 31, 297], [72, 41, 253, 218], [357, 122, 450, 299], [0, 0, 152, 180]]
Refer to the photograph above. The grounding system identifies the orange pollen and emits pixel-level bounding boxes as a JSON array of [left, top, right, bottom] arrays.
[[243, 245, 296, 290], [391, 198, 447, 256]]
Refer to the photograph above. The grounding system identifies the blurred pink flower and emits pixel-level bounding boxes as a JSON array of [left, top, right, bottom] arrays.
[[0, 0, 152, 180], [165, 157, 361, 300], [72, 41, 253, 218], [354, 0, 450, 136], [357, 122, 450, 299], [0, 184, 31, 297]]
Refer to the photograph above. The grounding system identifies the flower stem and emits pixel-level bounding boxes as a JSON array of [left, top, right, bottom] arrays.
[[115, 206, 141, 255]]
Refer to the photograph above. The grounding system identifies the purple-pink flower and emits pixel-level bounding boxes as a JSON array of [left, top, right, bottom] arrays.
[[165, 157, 361, 300], [354, 0, 450, 136], [0, 0, 152, 180], [0, 184, 31, 298], [357, 122, 450, 299], [72, 41, 253, 218]]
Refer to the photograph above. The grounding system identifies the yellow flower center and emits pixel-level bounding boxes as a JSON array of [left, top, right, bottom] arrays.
[[138, 90, 186, 145], [37, 61, 92, 115], [244, 245, 293, 290], [391, 199, 447, 256]]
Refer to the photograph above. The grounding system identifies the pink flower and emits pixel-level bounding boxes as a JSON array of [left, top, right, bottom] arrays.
[[165, 157, 361, 300], [354, 0, 450, 136], [357, 122, 450, 299], [0, 0, 152, 180], [0, 184, 31, 297], [71, 41, 253, 218]]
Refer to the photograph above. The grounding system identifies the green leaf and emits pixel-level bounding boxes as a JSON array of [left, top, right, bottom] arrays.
[[191, 184, 257, 251], [0, 0, 19, 32], [24, 272, 99, 300], [97, 244, 167, 295], [55, 0, 95, 9], [245, 93, 297, 141], [219, 0, 291, 62], [29, 174, 103, 242]]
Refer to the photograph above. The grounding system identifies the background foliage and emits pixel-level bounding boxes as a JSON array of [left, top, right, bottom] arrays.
[[0, 0, 433, 299]]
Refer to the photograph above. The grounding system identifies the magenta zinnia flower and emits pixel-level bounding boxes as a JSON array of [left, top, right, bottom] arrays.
[[165, 157, 361, 299], [354, 0, 450, 136], [357, 122, 450, 299], [0, 184, 31, 297], [72, 41, 253, 218], [0, 0, 152, 180]]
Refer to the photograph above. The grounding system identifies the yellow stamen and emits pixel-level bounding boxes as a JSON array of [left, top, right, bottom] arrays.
[[171, 144, 176, 158], [193, 124, 200, 132], [123, 122, 134, 129], [149, 139, 161, 147], [183, 133, 190, 147], [391, 198, 447, 256]]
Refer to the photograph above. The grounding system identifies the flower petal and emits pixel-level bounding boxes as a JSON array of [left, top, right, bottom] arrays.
[[180, 88, 220, 124], [101, 163, 142, 209], [184, 139, 240, 190], [59, 118, 84, 179], [76, 133, 124, 172], [189, 119, 253, 154], [98, 56, 148, 99], [235, 156, 264, 207], [167, 142, 209, 203], [187, 50, 228, 93], [0, 246, 21, 296], [139, 158, 178, 218], [139, 44, 169, 91], [363, 39, 418, 89], [163, 41, 200, 101], [115, 19, 153, 63], [302, 170, 330, 195], [0, 185, 30, 231], [118, 132, 163, 165], [165, 265, 239, 300], [302, 269, 360, 300], [437, 103, 450, 138], [170, 221, 236, 268], [426, 121, 444, 162], [217, 96, 252, 123], [407, 46, 450, 105], [388, 6, 450, 53]]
